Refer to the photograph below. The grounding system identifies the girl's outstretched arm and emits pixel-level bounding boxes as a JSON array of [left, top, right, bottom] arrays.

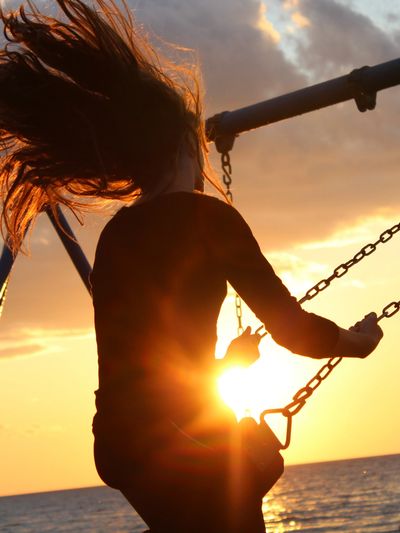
[[212, 201, 383, 360]]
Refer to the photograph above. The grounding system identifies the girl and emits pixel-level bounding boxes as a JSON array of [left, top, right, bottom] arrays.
[[0, 2, 383, 531]]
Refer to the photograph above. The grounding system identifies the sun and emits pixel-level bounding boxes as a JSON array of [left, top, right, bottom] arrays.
[[217, 335, 309, 422], [217, 366, 251, 419]]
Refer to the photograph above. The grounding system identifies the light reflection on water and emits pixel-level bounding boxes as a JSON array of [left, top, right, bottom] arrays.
[[262, 454, 400, 532], [0, 455, 398, 532], [263, 490, 301, 532]]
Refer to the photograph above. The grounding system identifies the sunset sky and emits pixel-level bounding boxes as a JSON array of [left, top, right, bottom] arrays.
[[0, 0, 399, 497]]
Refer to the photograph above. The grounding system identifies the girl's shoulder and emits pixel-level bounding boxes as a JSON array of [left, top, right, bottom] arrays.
[[115, 191, 239, 220], [97, 192, 247, 248]]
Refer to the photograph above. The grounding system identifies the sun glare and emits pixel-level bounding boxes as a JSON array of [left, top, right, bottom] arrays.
[[217, 336, 306, 422], [217, 366, 250, 419]]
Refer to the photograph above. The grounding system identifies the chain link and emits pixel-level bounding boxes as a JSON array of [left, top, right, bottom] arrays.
[[299, 222, 400, 304], [220, 151, 243, 335], [235, 293, 244, 334], [378, 300, 400, 320], [221, 152, 233, 203]]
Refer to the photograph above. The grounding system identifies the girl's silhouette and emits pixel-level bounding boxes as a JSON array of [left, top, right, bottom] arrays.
[[0, 2, 383, 531]]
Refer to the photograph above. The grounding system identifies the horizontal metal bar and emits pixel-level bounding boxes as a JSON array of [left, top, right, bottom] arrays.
[[206, 58, 400, 140]]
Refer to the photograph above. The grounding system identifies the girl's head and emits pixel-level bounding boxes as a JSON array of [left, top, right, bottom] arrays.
[[0, 0, 213, 251]]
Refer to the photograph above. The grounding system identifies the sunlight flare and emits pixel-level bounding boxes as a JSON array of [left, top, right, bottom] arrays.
[[217, 336, 307, 421]]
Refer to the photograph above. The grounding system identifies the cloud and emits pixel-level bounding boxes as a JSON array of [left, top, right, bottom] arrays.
[[296, 0, 398, 79], [284, 0, 300, 9], [257, 3, 281, 43], [0, 343, 44, 359], [266, 250, 327, 276], [133, 0, 305, 111], [0, 327, 94, 359], [0, 326, 94, 340], [300, 213, 400, 250], [265, 250, 329, 297], [291, 11, 310, 29]]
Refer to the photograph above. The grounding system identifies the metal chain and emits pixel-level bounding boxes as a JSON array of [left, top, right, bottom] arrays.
[[221, 151, 243, 335], [377, 299, 400, 320], [272, 223, 400, 424], [262, 299, 400, 449], [0, 278, 9, 318], [219, 147, 400, 449], [221, 152, 233, 203], [299, 221, 400, 304]]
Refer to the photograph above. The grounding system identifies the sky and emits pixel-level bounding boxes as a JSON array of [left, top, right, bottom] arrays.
[[0, 0, 399, 497]]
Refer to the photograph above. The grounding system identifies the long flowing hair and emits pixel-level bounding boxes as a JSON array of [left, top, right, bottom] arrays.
[[0, 0, 215, 251]]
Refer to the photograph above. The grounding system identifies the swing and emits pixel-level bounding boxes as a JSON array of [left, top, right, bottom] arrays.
[[1, 56, 399, 505], [215, 134, 400, 494]]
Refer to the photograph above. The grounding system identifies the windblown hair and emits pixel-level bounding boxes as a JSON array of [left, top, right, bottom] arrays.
[[0, 0, 212, 251]]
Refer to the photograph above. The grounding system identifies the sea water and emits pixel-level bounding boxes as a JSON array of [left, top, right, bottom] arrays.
[[0, 454, 399, 532]]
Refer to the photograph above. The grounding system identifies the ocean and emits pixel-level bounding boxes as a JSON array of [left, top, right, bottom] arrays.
[[0, 454, 399, 532]]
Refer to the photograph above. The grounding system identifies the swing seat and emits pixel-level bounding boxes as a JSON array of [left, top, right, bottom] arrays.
[[239, 416, 284, 494]]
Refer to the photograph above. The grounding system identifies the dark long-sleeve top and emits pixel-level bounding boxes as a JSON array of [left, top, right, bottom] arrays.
[[91, 192, 338, 437]]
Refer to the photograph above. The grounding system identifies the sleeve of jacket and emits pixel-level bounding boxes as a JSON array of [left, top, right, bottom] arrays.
[[213, 201, 339, 358]]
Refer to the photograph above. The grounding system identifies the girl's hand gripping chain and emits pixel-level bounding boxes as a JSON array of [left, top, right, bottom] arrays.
[[223, 326, 262, 368]]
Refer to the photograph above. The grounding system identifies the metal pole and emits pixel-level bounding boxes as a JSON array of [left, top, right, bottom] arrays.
[[0, 208, 92, 317], [206, 58, 400, 141], [0, 239, 15, 316], [46, 206, 92, 295]]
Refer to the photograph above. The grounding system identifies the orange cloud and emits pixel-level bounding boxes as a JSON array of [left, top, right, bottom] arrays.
[[257, 3, 281, 43], [291, 11, 310, 28]]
